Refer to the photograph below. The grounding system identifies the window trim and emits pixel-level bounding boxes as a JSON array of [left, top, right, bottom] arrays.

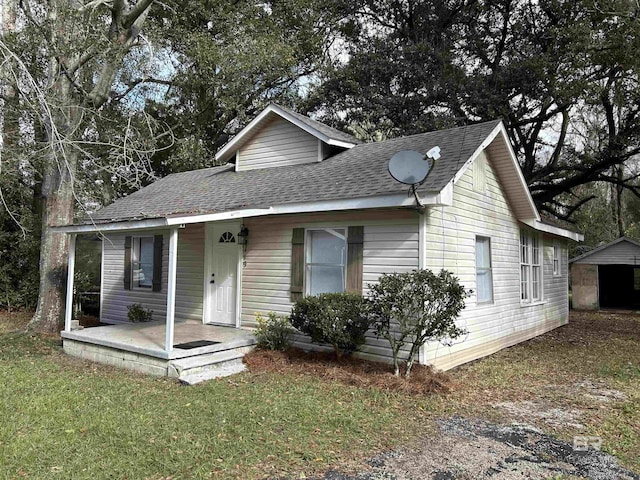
[[475, 235, 493, 304], [520, 230, 543, 304], [553, 241, 561, 276], [132, 235, 155, 289], [304, 227, 347, 296]]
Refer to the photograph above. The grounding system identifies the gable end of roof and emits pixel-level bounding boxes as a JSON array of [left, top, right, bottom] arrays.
[[215, 104, 361, 163]]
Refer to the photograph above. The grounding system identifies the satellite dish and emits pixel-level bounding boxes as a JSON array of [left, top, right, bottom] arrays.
[[388, 150, 432, 185]]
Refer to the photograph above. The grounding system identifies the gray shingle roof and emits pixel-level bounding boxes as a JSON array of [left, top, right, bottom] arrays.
[[87, 119, 501, 224]]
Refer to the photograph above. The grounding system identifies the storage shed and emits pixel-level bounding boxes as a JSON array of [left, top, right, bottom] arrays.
[[570, 237, 640, 310]]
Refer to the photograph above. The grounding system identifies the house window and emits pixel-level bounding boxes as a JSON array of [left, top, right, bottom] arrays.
[[133, 236, 154, 288], [553, 241, 561, 275], [305, 228, 347, 295], [520, 230, 542, 302], [476, 236, 493, 303]]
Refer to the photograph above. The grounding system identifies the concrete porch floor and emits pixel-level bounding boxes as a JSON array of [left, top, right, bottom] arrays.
[[61, 320, 256, 360]]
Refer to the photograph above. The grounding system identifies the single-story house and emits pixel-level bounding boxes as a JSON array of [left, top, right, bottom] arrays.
[[57, 104, 582, 383], [570, 237, 640, 310]]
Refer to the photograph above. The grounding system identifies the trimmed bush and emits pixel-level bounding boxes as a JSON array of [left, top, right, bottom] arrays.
[[254, 311, 294, 351], [290, 292, 370, 358], [368, 269, 468, 377]]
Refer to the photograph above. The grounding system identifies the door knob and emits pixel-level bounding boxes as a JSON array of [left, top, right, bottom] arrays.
[[210, 273, 215, 284]]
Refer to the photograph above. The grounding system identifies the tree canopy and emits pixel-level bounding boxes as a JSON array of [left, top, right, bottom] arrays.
[[307, 0, 640, 221]]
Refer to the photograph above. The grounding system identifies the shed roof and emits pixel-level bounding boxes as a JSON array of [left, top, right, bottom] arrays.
[[570, 237, 640, 264]]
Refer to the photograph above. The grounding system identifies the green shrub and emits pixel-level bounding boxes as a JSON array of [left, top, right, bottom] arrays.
[[368, 269, 468, 377], [254, 311, 294, 351], [290, 292, 370, 358], [127, 303, 153, 322]]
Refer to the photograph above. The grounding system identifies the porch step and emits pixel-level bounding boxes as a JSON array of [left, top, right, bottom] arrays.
[[168, 345, 255, 385]]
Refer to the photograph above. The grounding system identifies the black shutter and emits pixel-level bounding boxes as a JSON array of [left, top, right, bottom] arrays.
[[346, 226, 364, 294], [152, 235, 163, 292], [290, 228, 305, 302], [124, 236, 132, 290]]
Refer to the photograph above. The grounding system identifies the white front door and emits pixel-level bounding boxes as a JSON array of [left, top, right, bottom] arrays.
[[205, 223, 240, 325]]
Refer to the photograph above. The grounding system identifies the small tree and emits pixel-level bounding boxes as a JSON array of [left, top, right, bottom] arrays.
[[368, 269, 468, 377], [290, 292, 370, 359]]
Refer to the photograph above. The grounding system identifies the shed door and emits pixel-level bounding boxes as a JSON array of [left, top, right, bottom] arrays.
[[598, 264, 640, 309], [206, 225, 239, 325]]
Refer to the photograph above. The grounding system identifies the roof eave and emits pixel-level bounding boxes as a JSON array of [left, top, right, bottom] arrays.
[[53, 188, 454, 234], [521, 218, 584, 242]]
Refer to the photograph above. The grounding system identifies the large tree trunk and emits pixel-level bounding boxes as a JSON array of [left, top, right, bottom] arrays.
[[27, 75, 79, 333], [30, 193, 74, 332]]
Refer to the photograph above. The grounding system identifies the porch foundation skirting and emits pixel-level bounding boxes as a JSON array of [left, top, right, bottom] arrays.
[[61, 321, 258, 383], [64, 339, 172, 377]]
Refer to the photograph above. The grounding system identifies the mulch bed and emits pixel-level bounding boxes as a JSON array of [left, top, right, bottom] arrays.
[[243, 348, 452, 395]]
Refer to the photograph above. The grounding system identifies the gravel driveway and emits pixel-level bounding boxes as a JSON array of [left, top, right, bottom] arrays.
[[311, 417, 639, 480]]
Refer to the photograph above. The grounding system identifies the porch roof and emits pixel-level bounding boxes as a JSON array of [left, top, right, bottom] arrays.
[[71, 119, 502, 226]]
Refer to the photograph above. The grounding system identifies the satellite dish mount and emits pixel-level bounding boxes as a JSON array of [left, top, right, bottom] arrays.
[[388, 146, 440, 212]]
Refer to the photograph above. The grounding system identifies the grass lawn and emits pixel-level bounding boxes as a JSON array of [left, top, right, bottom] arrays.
[[0, 310, 638, 479]]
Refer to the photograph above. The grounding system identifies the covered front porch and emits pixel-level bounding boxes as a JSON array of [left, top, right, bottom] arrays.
[[61, 220, 255, 384]]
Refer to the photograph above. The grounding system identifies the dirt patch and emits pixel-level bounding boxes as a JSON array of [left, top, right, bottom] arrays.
[[543, 310, 640, 344], [311, 418, 640, 480], [244, 348, 451, 395]]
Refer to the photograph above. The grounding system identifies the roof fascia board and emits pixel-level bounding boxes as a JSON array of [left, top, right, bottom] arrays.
[[215, 104, 357, 163], [55, 189, 454, 234], [326, 139, 356, 148], [54, 182, 453, 233], [452, 123, 502, 185], [53, 218, 169, 234], [495, 123, 541, 222], [521, 218, 584, 242], [166, 191, 453, 226]]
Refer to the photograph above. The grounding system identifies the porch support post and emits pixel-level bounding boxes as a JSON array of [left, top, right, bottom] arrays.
[[418, 211, 427, 366], [64, 233, 77, 332], [165, 227, 179, 354]]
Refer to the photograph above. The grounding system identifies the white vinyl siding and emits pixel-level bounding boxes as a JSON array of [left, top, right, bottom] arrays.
[[101, 224, 204, 323], [472, 152, 487, 192], [236, 117, 320, 171], [423, 147, 569, 371], [241, 209, 419, 365]]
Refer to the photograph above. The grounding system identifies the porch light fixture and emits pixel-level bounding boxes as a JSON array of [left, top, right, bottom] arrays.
[[238, 226, 249, 245]]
